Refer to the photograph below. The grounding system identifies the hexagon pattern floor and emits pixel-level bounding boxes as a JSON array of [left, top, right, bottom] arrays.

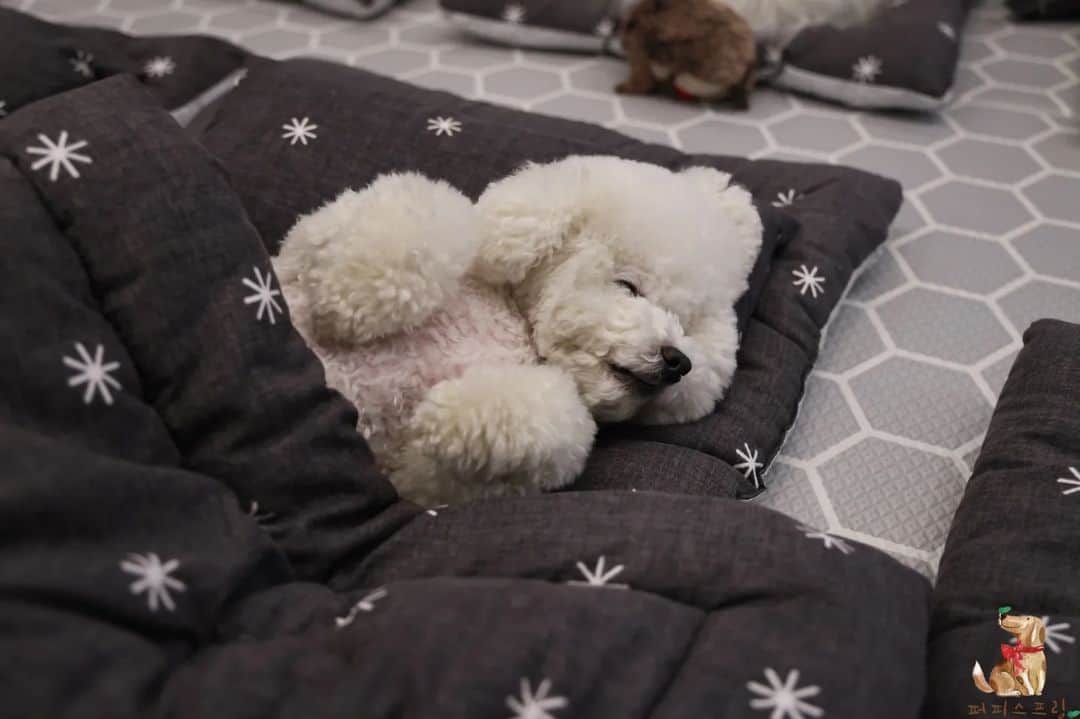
[[15, 0, 1080, 578]]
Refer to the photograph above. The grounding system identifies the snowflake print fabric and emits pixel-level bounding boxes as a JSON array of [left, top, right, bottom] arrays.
[[734, 443, 764, 488], [792, 265, 825, 299], [282, 117, 318, 146], [63, 342, 122, 405], [70, 50, 94, 78], [0, 26, 985, 718], [747, 668, 824, 719], [427, 116, 462, 136], [1058, 466, 1080, 496], [506, 678, 568, 719], [567, 556, 628, 589], [121, 553, 186, 612], [502, 2, 526, 24], [26, 131, 92, 182], [242, 266, 284, 324], [852, 56, 882, 83], [144, 56, 176, 78]]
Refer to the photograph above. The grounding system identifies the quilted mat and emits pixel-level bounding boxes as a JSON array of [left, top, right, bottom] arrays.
[[10, 0, 1080, 579]]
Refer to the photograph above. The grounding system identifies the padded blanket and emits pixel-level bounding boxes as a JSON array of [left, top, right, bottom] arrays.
[[928, 319, 1080, 714], [194, 57, 901, 500], [0, 5, 903, 498], [0, 71, 935, 719], [440, 0, 977, 110]]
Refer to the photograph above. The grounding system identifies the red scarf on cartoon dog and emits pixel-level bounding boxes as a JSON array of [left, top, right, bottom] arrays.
[[1001, 642, 1044, 674]]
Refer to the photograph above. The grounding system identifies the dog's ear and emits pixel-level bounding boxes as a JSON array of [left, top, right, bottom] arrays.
[[473, 159, 587, 285], [680, 166, 763, 304], [1027, 618, 1047, 647], [680, 166, 733, 196]]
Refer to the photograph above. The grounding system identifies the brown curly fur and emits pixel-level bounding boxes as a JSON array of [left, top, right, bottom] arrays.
[[617, 0, 757, 109]]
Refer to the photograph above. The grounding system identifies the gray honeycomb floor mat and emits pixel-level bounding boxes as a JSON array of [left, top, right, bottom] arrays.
[[16, 0, 1079, 579]]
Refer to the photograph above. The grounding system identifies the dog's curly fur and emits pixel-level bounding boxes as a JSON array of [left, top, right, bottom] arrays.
[[618, 0, 758, 107], [276, 157, 762, 505], [617, 0, 892, 105]]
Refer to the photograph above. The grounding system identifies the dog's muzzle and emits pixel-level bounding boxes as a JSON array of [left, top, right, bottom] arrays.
[[660, 346, 692, 384], [611, 346, 692, 390]]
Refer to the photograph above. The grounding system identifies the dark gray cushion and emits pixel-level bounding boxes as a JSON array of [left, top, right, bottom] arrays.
[[1, 74, 931, 719], [0, 7, 246, 118], [1007, 0, 1080, 19], [0, 75, 409, 584], [929, 319, 1080, 714], [439, 0, 975, 110], [779, 0, 975, 110], [195, 58, 900, 499]]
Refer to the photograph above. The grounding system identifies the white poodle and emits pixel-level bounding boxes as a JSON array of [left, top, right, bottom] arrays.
[[275, 156, 762, 505], [720, 0, 892, 45]]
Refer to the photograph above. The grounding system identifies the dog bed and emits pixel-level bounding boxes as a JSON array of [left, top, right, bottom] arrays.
[[440, 0, 975, 111], [0, 5, 894, 498], [0, 5, 902, 500], [0, 71, 936, 719], [928, 319, 1080, 710], [193, 56, 900, 500]]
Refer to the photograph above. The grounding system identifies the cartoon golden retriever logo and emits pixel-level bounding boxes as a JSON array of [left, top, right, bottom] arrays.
[[972, 607, 1046, 697]]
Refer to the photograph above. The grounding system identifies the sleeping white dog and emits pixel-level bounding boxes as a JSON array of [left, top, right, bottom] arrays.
[[275, 156, 762, 505], [720, 0, 892, 45]]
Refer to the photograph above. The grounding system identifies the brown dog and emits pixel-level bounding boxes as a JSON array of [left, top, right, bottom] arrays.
[[972, 614, 1047, 696], [617, 0, 757, 108]]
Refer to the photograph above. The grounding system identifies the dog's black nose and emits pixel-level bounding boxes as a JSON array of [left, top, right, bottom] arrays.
[[660, 346, 692, 383]]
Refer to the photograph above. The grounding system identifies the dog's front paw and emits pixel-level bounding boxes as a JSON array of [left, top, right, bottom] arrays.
[[391, 364, 596, 505]]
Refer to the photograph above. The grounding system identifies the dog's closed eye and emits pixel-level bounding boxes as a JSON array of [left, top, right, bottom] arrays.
[[616, 279, 641, 297]]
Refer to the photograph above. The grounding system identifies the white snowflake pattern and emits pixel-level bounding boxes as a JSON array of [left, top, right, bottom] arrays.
[[63, 342, 122, 406], [792, 265, 825, 299], [1057, 466, 1080, 496], [506, 678, 568, 719], [594, 17, 616, 37], [335, 588, 388, 628], [143, 56, 176, 78], [772, 189, 797, 208], [1041, 616, 1076, 654], [852, 55, 883, 83], [26, 131, 92, 182], [502, 2, 527, 24], [247, 500, 276, 523], [799, 525, 854, 555], [567, 556, 628, 589], [281, 116, 318, 146], [70, 50, 94, 78], [120, 552, 186, 613], [427, 116, 463, 137], [747, 668, 824, 719], [242, 266, 284, 325], [938, 22, 956, 40], [734, 442, 764, 488]]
